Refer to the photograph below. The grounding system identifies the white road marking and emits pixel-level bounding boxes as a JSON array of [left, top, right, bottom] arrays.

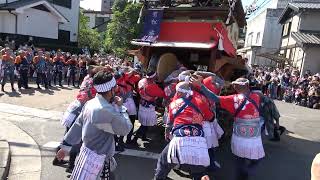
[[286, 132, 310, 141], [0, 103, 62, 120], [117, 149, 160, 160], [42, 141, 61, 149], [42, 141, 160, 160], [281, 114, 298, 120]]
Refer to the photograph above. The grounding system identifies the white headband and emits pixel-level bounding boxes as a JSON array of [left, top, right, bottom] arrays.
[[176, 87, 193, 97], [178, 74, 186, 81], [231, 79, 249, 86], [146, 72, 156, 79], [178, 74, 190, 82], [94, 77, 117, 92]]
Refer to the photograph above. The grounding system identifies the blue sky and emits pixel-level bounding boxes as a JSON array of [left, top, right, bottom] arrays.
[[80, 0, 256, 11], [242, 0, 253, 7]]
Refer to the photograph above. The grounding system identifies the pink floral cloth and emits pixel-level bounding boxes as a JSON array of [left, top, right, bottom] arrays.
[[76, 75, 97, 104]]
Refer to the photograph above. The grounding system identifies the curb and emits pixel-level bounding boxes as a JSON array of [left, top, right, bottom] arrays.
[[0, 140, 10, 180], [0, 120, 41, 180]]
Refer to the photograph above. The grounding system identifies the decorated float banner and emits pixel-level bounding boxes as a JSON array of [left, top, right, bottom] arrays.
[[140, 9, 164, 42]]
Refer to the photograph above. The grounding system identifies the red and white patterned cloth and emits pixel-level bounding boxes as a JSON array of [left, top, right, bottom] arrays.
[[137, 78, 165, 126], [138, 78, 165, 102], [168, 91, 213, 126], [219, 93, 265, 160], [76, 75, 97, 104]]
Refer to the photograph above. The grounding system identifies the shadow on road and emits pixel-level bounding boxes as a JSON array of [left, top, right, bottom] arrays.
[[113, 126, 320, 180], [3, 91, 21, 97], [213, 133, 320, 180]]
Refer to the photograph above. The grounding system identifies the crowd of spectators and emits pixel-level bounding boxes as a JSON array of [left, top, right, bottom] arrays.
[[0, 43, 138, 92], [248, 66, 320, 109]]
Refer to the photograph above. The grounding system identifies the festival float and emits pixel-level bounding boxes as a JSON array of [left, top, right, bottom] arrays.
[[129, 0, 248, 82]]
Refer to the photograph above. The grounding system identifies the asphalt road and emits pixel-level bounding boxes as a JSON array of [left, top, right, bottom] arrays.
[[1, 85, 320, 180]]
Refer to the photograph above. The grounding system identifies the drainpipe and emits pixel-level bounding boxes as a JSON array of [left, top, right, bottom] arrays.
[[300, 47, 306, 78], [8, 10, 18, 34]]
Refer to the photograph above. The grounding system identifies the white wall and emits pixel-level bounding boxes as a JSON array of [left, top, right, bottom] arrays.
[[0, 11, 16, 34], [280, 15, 299, 48], [245, 10, 267, 47], [84, 13, 96, 28], [52, 0, 80, 42], [0, 0, 80, 43], [292, 47, 304, 68], [243, 8, 282, 67], [83, 12, 112, 29], [246, 50, 253, 65], [17, 8, 59, 39], [291, 15, 300, 33]]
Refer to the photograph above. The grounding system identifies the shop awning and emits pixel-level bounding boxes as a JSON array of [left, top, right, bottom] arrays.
[[257, 53, 290, 63]]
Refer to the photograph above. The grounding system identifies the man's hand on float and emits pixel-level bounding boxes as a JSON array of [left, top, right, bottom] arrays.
[[114, 96, 123, 106], [165, 131, 172, 142], [190, 75, 203, 89], [164, 126, 173, 141], [56, 149, 66, 161]]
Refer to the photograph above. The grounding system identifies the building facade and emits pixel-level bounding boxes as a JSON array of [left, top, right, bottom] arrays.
[[0, 0, 80, 47], [278, 1, 320, 75], [101, 0, 113, 12], [237, 0, 289, 67], [83, 10, 112, 32], [49, 0, 80, 43]]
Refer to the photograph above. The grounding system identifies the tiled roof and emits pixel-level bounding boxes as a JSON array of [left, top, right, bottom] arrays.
[[279, 1, 320, 23], [291, 31, 320, 45], [0, 0, 43, 10], [290, 2, 320, 9], [0, 0, 68, 22]]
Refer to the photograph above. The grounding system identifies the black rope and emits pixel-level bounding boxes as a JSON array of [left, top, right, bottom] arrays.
[[100, 160, 110, 180]]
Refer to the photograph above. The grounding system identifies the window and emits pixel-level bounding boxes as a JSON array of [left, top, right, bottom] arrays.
[[286, 49, 291, 59], [246, 32, 253, 47], [95, 17, 105, 26], [239, 28, 246, 38], [290, 48, 296, 60], [280, 50, 285, 56], [256, 32, 260, 44], [48, 0, 72, 9], [58, 30, 70, 43], [282, 22, 292, 37]]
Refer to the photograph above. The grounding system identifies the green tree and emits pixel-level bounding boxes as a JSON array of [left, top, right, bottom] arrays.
[[105, 0, 142, 57], [78, 10, 102, 51], [112, 0, 127, 12]]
